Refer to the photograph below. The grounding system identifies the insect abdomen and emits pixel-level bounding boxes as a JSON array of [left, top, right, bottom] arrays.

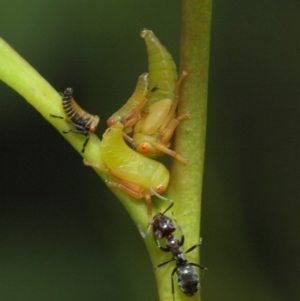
[[140, 29, 177, 105], [101, 122, 169, 192], [62, 87, 99, 130], [177, 265, 200, 296], [107, 73, 149, 127]]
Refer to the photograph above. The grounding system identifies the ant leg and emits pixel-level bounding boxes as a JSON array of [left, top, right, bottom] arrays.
[[162, 202, 174, 215], [154, 235, 170, 252], [171, 267, 178, 301], [177, 223, 185, 247], [153, 258, 175, 271], [184, 242, 201, 255], [190, 262, 208, 272], [138, 222, 151, 239]]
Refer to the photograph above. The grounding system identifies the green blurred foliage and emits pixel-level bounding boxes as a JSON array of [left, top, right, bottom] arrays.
[[0, 1, 299, 300]]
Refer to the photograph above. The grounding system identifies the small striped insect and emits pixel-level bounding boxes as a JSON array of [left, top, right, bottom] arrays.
[[107, 73, 149, 133], [123, 29, 190, 164], [50, 87, 99, 153], [84, 121, 170, 226]]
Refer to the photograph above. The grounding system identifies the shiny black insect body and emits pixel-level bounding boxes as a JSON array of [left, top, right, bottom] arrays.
[[50, 88, 99, 153], [152, 202, 177, 246], [152, 204, 207, 300]]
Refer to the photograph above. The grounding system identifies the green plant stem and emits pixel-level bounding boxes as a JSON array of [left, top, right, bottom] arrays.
[[151, 1, 213, 301]]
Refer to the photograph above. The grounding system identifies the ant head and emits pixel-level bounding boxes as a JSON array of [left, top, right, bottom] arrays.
[[152, 203, 176, 240]]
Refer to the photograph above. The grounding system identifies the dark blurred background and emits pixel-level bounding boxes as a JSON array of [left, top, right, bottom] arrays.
[[0, 1, 299, 300]]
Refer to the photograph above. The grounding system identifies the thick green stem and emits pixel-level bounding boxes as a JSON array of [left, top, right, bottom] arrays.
[[151, 1, 212, 301]]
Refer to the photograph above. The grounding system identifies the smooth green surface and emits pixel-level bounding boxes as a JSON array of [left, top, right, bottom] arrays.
[[0, 1, 300, 301]]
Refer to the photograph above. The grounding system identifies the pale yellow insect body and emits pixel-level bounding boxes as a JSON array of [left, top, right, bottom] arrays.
[[84, 121, 170, 224], [127, 29, 190, 164], [107, 73, 149, 132]]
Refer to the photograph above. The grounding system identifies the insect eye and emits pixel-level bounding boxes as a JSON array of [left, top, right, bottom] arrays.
[[89, 125, 97, 132], [137, 142, 151, 154], [154, 184, 165, 194], [107, 118, 116, 126]]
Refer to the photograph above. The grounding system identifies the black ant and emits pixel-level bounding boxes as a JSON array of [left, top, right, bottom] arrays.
[[50, 88, 99, 153], [151, 203, 207, 300]]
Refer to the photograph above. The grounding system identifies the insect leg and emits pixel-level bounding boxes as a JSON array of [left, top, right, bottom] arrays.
[[122, 80, 159, 127], [122, 97, 148, 128], [152, 142, 188, 165], [153, 257, 175, 271], [62, 128, 89, 153], [156, 242, 170, 253], [189, 262, 208, 272], [50, 114, 64, 119], [50, 115, 89, 130], [159, 71, 187, 134], [106, 181, 152, 226], [83, 160, 110, 173], [171, 267, 178, 301], [105, 180, 144, 199], [138, 223, 150, 239], [184, 242, 201, 255], [122, 132, 135, 144], [84, 158, 155, 226], [50, 114, 88, 152], [81, 132, 90, 153], [85, 160, 146, 199], [159, 111, 191, 143], [175, 221, 185, 247], [62, 126, 86, 134]]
